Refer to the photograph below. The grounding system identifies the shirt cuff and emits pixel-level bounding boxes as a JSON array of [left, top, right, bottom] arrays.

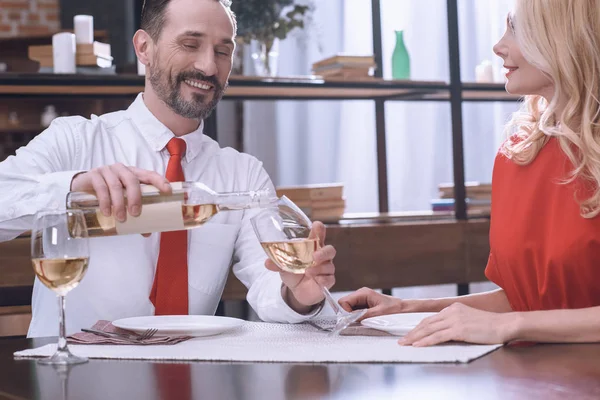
[[43, 170, 85, 209], [264, 273, 324, 324]]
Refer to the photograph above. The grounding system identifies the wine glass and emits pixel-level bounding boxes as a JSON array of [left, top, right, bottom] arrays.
[[31, 209, 90, 365], [251, 196, 366, 334]]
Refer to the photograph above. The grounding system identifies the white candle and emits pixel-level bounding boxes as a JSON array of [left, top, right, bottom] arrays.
[[52, 32, 76, 74], [74, 15, 94, 44]]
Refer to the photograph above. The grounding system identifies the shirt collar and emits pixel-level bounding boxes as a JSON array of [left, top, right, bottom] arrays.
[[127, 93, 206, 163]]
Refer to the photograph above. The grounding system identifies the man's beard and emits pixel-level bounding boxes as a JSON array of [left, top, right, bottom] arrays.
[[149, 63, 227, 120]]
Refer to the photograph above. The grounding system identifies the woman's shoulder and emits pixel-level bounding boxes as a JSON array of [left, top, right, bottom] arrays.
[[493, 135, 521, 166], [494, 133, 554, 163], [499, 134, 525, 154], [491, 135, 536, 185]]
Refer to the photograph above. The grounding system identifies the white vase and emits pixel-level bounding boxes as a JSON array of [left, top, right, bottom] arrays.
[[41, 105, 58, 128], [251, 38, 280, 77]]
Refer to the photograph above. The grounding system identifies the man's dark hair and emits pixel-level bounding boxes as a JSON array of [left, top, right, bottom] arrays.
[[140, 0, 237, 40]]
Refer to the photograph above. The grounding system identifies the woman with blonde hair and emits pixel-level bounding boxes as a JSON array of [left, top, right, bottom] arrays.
[[339, 0, 600, 347]]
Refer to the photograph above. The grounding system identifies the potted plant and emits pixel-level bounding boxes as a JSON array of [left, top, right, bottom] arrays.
[[231, 0, 312, 76]]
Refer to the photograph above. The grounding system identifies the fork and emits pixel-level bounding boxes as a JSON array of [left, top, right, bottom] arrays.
[[82, 328, 158, 342], [136, 328, 159, 340]]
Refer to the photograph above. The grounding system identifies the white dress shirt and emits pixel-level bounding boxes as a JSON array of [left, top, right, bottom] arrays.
[[0, 94, 318, 337]]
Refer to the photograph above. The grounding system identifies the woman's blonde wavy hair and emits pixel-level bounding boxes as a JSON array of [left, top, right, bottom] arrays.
[[502, 0, 600, 217]]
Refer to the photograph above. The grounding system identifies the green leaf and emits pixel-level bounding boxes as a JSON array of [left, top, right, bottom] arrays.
[[231, 0, 313, 42]]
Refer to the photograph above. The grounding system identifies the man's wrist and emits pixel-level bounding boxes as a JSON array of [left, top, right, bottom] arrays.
[[282, 285, 318, 315], [70, 171, 87, 191]]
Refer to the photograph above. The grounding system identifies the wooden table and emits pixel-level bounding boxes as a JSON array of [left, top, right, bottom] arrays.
[[1, 338, 599, 400]]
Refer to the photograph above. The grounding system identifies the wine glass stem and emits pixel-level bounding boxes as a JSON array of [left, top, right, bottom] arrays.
[[57, 295, 68, 353], [313, 278, 341, 315]]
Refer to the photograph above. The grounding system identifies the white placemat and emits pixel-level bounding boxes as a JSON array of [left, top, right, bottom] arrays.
[[15, 322, 501, 363]]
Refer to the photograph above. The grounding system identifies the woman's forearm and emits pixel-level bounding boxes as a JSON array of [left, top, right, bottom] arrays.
[[510, 306, 600, 343], [404, 288, 513, 313]]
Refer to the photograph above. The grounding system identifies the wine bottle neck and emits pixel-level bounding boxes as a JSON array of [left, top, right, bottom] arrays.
[[215, 189, 277, 210]]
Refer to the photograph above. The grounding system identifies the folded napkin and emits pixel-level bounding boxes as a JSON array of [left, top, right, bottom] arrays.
[[68, 320, 192, 345], [308, 318, 392, 337], [341, 323, 391, 337]]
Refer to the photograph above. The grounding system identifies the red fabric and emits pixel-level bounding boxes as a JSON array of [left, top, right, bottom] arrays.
[[485, 137, 600, 312], [149, 138, 189, 315]]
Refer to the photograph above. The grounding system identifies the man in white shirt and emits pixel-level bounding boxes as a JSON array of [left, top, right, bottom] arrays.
[[0, 0, 336, 337]]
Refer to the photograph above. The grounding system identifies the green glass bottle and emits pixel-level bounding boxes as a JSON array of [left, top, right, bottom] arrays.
[[391, 30, 411, 80]]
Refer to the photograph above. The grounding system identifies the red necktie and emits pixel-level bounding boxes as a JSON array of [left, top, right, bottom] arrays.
[[149, 137, 188, 315], [153, 363, 193, 400]]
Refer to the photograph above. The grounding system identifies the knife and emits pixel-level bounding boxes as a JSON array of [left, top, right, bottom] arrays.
[[81, 328, 142, 341]]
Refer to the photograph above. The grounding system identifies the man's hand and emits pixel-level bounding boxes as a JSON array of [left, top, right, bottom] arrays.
[[265, 221, 336, 314], [71, 163, 172, 222]]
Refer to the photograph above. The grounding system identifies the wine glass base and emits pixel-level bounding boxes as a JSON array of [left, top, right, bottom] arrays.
[[38, 348, 88, 365], [330, 308, 368, 335]]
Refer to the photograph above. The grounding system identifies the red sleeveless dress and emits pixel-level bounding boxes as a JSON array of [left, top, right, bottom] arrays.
[[485, 137, 600, 311]]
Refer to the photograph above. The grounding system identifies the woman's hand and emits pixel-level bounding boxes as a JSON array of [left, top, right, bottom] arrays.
[[399, 303, 519, 347], [338, 287, 404, 320]]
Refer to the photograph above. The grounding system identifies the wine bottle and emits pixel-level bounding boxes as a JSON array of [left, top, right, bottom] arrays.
[[392, 30, 411, 80], [66, 182, 276, 237]]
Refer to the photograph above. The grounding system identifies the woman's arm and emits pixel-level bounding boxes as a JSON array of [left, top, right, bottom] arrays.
[[405, 288, 513, 313], [338, 287, 512, 320], [511, 307, 600, 343], [399, 303, 600, 347]]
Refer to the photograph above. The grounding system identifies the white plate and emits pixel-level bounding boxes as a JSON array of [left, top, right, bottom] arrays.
[[112, 315, 245, 337], [361, 312, 437, 336]]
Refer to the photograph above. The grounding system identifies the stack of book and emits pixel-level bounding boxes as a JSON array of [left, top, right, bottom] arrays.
[[28, 41, 113, 70], [431, 181, 492, 214], [276, 183, 345, 222], [311, 55, 376, 79]]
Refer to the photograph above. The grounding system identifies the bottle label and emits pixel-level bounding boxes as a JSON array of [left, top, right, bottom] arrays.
[[115, 182, 185, 235]]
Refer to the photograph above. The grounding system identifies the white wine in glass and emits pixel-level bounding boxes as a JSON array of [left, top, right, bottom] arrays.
[[261, 238, 320, 274], [32, 257, 88, 296], [251, 196, 366, 334], [31, 209, 90, 365]]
